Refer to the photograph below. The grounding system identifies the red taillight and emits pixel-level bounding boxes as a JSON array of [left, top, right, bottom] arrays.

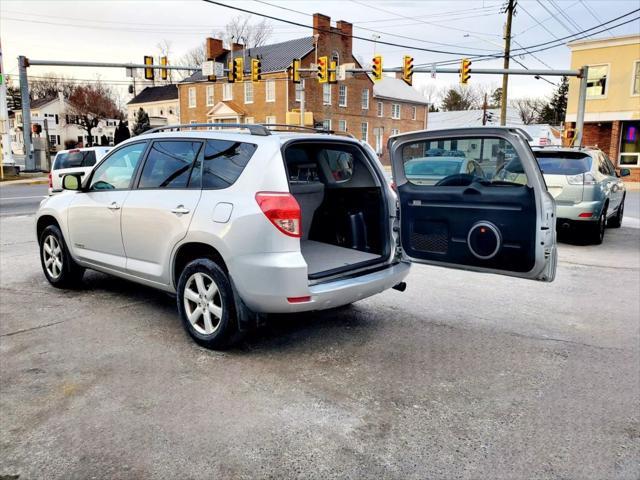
[[287, 296, 312, 303], [48, 172, 52, 189], [578, 212, 593, 218], [255, 192, 301, 238]]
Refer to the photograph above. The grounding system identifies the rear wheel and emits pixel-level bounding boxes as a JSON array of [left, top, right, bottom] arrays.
[[39, 224, 84, 288], [176, 258, 238, 349], [586, 208, 606, 245], [607, 197, 624, 228]]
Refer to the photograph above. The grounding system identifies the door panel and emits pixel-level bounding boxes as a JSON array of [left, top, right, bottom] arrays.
[[121, 190, 202, 282], [68, 191, 130, 270], [390, 128, 556, 282]]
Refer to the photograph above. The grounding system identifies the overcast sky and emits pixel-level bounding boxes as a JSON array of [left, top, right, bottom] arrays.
[[2, 0, 639, 106]]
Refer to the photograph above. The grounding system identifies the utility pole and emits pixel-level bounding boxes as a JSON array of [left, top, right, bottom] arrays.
[[500, 0, 515, 126], [482, 93, 488, 126], [0, 39, 12, 179]]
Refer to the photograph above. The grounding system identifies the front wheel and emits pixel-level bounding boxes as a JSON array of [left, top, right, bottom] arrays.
[[176, 259, 239, 349], [607, 198, 624, 228], [39, 224, 84, 288], [586, 208, 606, 245]]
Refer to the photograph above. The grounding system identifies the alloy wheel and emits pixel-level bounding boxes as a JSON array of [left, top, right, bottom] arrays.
[[43, 235, 63, 279], [183, 272, 223, 335], [599, 211, 606, 242]]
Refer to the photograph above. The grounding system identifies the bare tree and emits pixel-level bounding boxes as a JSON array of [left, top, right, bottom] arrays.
[[418, 83, 440, 110], [511, 97, 543, 125], [66, 83, 121, 147], [176, 43, 208, 80], [156, 39, 174, 83], [218, 15, 273, 48], [29, 72, 76, 100]]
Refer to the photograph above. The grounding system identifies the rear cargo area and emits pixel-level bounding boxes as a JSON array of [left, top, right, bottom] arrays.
[[284, 140, 388, 278]]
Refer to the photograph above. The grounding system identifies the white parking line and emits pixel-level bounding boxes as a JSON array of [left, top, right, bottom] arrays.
[[0, 196, 47, 201]]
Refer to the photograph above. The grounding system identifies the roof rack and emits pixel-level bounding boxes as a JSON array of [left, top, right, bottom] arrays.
[[143, 123, 271, 136], [261, 124, 355, 138]]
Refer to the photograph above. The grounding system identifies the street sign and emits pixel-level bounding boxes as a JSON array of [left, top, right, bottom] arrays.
[[336, 63, 355, 81], [202, 61, 214, 77], [214, 62, 224, 77]]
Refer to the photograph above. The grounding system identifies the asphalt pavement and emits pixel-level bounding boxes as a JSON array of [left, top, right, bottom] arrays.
[[0, 183, 49, 217], [0, 189, 639, 479]]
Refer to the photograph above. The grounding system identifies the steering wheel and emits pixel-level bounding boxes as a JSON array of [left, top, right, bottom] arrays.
[[434, 173, 476, 187]]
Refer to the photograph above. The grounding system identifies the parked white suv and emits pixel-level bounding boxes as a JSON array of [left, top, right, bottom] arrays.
[[36, 125, 557, 349], [49, 147, 112, 194]]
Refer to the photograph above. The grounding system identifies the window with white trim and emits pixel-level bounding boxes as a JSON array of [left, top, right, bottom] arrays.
[[322, 119, 331, 131], [338, 119, 347, 132], [265, 115, 276, 127], [361, 122, 368, 143], [323, 84, 331, 105], [586, 64, 608, 98], [391, 128, 400, 136], [412, 106, 417, 120], [377, 101, 383, 117], [244, 82, 254, 104], [339, 85, 347, 107], [188, 87, 196, 108], [206, 85, 214, 106], [245, 117, 254, 124], [361, 89, 369, 109], [266, 80, 276, 102], [223, 83, 233, 101], [632, 60, 640, 96], [619, 121, 640, 167], [391, 103, 401, 119]]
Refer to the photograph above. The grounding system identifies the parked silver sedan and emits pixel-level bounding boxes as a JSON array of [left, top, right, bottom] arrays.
[[533, 146, 630, 244]]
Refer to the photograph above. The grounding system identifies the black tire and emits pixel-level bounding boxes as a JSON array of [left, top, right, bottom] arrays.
[[607, 197, 624, 228], [176, 258, 239, 349], [586, 207, 607, 245], [39, 224, 85, 288]]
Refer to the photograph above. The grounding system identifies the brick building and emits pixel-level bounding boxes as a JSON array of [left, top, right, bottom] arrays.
[[177, 13, 428, 163], [565, 34, 640, 181]]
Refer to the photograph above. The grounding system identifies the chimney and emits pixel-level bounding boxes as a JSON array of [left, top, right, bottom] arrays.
[[336, 20, 353, 54], [313, 13, 331, 36], [206, 37, 225, 60], [231, 42, 244, 53]]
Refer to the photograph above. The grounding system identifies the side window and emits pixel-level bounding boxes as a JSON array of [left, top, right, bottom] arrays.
[[83, 151, 97, 167], [138, 141, 202, 189], [596, 154, 610, 175], [402, 137, 528, 186], [322, 149, 354, 182], [54, 151, 84, 169], [190, 139, 257, 190], [90, 142, 147, 190]]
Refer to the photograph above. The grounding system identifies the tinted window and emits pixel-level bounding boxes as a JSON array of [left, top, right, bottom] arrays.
[[90, 143, 147, 190], [54, 150, 96, 169], [402, 137, 527, 186], [190, 140, 257, 189], [534, 151, 592, 175], [139, 141, 202, 189], [323, 149, 354, 182]]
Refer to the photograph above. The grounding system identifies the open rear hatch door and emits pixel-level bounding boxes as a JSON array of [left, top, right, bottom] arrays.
[[389, 128, 557, 282]]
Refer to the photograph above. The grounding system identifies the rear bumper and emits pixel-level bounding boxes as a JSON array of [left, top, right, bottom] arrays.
[[556, 200, 604, 222], [230, 251, 410, 313]]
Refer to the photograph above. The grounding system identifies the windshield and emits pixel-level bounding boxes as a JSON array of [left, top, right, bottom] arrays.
[[534, 151, 592, 175]]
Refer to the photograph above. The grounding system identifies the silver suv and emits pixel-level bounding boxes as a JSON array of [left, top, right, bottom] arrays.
[[533, 146, 630, 244], [36, 125, 557, 349]]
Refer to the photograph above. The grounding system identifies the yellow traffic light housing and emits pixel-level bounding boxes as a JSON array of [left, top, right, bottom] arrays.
[[227, 59, 235, 83], [144, 56, 154, 80], [372, 55, 383, 81], [329, 61, 337, 84], [160, 56, 168, 81], [290, 59, 301, 84], [251, 58, 262, 82], [317, 56, 328, 84], [402, 55, 413, 86], [460, 58, 471, 85], [233, 57, 244, 82]]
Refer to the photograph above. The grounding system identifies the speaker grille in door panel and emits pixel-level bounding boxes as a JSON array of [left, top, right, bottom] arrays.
[[410, 220, 449, 254]]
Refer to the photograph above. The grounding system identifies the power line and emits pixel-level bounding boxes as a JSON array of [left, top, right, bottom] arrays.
[[354, 4, 503, 24], [580, 0, 615, 37], [517, 3, 561, 40], [536, 0, 576, 35], [549, 0, 584, 33], [252, 0, 502, 53]]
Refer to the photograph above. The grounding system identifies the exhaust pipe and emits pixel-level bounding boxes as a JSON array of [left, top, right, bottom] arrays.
[[561, 222, 571, 230], [392, 282, 407, 292]]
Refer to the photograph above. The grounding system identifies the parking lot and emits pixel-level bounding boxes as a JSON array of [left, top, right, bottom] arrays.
[[1, 187, 639, 479]]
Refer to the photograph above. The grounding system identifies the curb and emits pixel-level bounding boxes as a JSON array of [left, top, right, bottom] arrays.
[[0, 177, 49, 186]]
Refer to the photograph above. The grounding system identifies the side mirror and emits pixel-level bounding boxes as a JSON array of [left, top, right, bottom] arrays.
[[619, 168, 631, 177], [62, 173, 82, 191]]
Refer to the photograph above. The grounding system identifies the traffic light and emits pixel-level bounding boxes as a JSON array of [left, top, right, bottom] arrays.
[[402, 55, 413, 86], [233, 57, 244, 82], [372, 55, 383, 81], [144, 55, 154, 80], [460, 58, 471, 85], [227, 59, 234, 83], [317, 56, 328, 83], [160, 56, 168, 81], [329, 61, 337, 84], [290, 59, 301, 84], [251, 58, 262, 82]]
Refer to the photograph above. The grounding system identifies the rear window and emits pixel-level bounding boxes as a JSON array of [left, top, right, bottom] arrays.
[[405, 158, 464, 176], [54, 150, 97, 169], [188, 139, 257, 189], [534, 151, 592, 175]]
